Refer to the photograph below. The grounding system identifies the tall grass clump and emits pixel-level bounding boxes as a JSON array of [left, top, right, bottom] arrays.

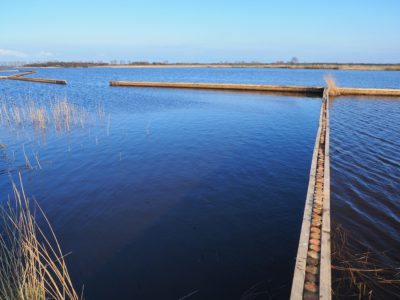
[[0, 173, 82, 300], [324, 75, 340, 96], [0, 97, 92, 132]]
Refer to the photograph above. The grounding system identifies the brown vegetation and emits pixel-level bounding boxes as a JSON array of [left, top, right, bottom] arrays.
[[0, 97, 93, 132], [324, 75, 341, 96], [0, 174, 82, 300], [332, 225, 400, 299]]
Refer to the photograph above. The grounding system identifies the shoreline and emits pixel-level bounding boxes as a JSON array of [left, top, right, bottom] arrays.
[[13, 63, 400, 71]]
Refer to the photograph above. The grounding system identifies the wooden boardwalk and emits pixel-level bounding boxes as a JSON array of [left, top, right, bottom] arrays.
[[110, 80, 400, 97], [7, 76, 67, 84], [290, 88, 331, 300], [109, 81, 324, 95], [0, 70, 67, 84]]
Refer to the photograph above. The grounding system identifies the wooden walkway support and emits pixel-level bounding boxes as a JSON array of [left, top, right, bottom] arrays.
[[290, 88, 331, 300]]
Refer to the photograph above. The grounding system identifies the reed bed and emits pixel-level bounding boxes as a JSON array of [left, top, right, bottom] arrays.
[[332, 225, 400, 299], [0, 98, 88, 132], [0, 173, 82, 300], [0, 97, 105, 133]]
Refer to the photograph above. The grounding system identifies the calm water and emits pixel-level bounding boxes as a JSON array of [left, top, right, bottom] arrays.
[[0, 68, 399, 299]]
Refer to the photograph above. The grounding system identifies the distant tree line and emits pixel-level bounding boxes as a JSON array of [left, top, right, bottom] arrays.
[[23, 61, 109, 68], [3, 60, 397, 70]]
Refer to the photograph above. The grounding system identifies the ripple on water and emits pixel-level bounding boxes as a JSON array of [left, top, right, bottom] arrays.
[[330, 97, 400, 296]]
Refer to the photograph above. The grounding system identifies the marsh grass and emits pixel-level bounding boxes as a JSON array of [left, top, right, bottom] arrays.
[[0, 173, 82, 300], [332, 225, 400, 299]]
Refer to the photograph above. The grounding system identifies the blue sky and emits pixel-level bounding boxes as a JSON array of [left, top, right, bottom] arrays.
[[1, 0, 399, 63]]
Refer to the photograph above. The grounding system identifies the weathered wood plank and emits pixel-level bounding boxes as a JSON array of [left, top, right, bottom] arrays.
[[290, 95, 325, 299], [337, 87, 400, 97], [7, 77, 67, 85], [320, 93, 331, 300], [109, 81, 325, 95]]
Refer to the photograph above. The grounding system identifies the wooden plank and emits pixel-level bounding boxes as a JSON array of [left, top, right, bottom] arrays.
[[9, 70, 37, 78], [320, 94, 331, 300], [290, 97, 324, 299], [337, 87, 400, 97], [1, 70, 66, 84], [109, 81, 324, 95], [7, 77, 67, 85]]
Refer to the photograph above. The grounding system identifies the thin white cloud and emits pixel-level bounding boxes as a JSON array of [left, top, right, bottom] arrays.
[[37, 51, 54, 57], [0, 48, 28, 58]]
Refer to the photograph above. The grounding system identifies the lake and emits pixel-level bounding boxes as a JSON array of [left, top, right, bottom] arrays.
[[0, 67, 399, 299]]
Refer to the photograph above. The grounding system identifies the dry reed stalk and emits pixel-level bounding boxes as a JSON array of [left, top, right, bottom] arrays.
[[0, 173, 82, 300], [324, 75, 341, 97], [332, 225, 400, 299], [0, 97, 96, 133], [33, 151, 42, 170], [22, 145, 32, 170], [96, 103, 105, 120]]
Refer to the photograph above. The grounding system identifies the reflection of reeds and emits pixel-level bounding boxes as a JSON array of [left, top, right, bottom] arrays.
[[0, 174, 82, 300], [33, 151, 42, 169], [106, 114, 111, 137], [332, 225, 400, 299], [22, 144, 32, 170]]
